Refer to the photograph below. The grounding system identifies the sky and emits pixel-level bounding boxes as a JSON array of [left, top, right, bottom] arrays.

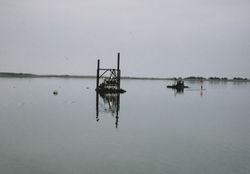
[[0, 0, 250, 78]]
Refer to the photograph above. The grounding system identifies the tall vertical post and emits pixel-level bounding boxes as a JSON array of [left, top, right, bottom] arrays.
[[96, 91, 99, 121], [116, 53, 120, 128], [96, 59, 100, 122], [96, 59, 100, 90], [117, 53, 120, 90], [117, 52, 120, 71]]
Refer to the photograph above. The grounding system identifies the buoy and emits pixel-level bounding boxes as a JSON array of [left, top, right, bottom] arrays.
[[53, 90, 58, 95]]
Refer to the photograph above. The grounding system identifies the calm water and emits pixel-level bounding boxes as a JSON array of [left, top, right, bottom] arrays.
[[0, 78, 250, 174]]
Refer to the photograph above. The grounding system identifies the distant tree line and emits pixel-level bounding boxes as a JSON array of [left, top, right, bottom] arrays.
[[208, 77, 228, 80], [182, 76, 249, 81], [232, 77, 249, 81], [0, 72, 34, 77], [208, 77, 249, 81], [184, 76, 206, 80]]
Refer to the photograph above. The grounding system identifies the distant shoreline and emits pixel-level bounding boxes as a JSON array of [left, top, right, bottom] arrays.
[[0, 72, 94, 79], [0, 72, 249, 82]]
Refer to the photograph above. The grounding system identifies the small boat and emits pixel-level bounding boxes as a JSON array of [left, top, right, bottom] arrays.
[[167, 79, 188, 89]]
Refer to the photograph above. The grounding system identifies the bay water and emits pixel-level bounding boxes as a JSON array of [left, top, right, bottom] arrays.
[[0, 78, 249, 174]]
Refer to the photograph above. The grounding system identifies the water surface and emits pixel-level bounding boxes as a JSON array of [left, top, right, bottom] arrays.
[[0, 78, 250, 174]]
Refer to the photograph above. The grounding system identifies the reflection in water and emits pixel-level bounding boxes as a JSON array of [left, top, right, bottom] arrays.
[[170, 81, 205, 97], [233, 81, 249, 86], [174, 88, 184, 96], [167, 79, 187, 96], [208, 80, 228, 86], [96, 92, 120, 128]]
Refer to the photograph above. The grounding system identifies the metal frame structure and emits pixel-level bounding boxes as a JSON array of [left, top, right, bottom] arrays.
[[95, 53, 124, 128], [96, 53, 121, 92]]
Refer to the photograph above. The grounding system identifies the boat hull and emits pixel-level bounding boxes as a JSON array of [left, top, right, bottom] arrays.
[[167, 85, 189, 89]]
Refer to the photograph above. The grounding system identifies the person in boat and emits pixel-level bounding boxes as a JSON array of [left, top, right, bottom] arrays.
[[167, 78, 188, 89], [176, 78, 184, 87]]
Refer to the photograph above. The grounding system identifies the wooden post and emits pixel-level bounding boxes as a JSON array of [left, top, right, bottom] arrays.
[[116, 92, 120, 128], [117, 53, 120, 90], [117, 52, 120, 70], [96, 91, 99, 121], [96, 59, 100, 90]]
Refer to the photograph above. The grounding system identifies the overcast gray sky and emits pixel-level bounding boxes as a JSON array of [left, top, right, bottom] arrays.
[[0, 0, 249, 78]]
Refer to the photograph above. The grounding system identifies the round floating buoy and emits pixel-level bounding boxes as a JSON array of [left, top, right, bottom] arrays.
[[53, 90, 58, 96]]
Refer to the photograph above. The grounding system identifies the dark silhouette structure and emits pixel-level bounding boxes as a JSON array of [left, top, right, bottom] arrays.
[[96, 92, 120, 128], [167, 78, 189, 90], [95, 53, 126, 128], [95, 53, 126, 94]]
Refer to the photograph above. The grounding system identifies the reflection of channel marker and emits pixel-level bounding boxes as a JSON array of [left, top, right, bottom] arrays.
[[53, 90, 58, 96]]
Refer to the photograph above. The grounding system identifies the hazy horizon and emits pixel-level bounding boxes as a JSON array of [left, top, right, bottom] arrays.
[[0, 71, 249, 80], [1, 0, 250, 78]]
